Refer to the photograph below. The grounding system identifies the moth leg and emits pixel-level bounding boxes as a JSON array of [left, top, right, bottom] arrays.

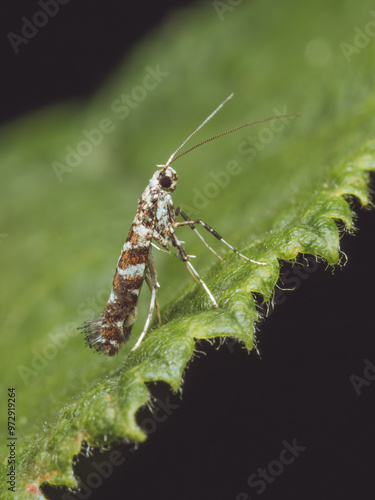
[[175, 207, 266, 266], [146, 253, 161, 325], [131, 253, 158, 351], [151, 241, 171, 255], [170, 225, 219, 309], [145, 275, 161, 325], [174, 207, 227, 263]]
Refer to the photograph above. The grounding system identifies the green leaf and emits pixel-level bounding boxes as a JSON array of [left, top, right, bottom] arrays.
[[1, 0, 375, 497]]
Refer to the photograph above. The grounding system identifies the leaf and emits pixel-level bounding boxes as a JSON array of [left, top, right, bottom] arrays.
[[1, 0, 375, 498]]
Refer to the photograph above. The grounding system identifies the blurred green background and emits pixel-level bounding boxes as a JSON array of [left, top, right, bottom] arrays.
[[1, 0, 375, 494]]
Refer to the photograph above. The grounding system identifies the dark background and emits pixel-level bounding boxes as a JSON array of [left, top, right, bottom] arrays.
[[2, 1, 375, 499]]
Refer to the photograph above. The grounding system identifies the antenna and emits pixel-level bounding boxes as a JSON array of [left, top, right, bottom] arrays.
[[162, 93, 234, 170], [162, 94, 299, 171], [169, 114, 299, 165]]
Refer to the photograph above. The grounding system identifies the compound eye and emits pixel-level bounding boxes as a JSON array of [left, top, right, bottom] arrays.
[[160, 176, 172, 188]]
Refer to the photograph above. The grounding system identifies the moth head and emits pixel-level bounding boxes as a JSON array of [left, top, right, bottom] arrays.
[[158, 166, 178, 192]]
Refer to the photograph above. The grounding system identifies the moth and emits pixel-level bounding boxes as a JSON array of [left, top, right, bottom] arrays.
[[81, 94, 295, 355]]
